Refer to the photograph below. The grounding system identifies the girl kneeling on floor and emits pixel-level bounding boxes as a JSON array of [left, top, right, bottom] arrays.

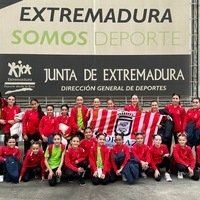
[[44, 133, 65, 186], [150, 134, 172, 182], [19, 141, 45, 182], [110, 132, 130, 182], [89, 132, 110, 185], [131, 132, 151, 179], [65, 135, 88, 186]]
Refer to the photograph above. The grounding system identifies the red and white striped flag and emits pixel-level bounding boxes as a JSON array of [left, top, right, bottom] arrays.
[[87, 109, 163, 147]]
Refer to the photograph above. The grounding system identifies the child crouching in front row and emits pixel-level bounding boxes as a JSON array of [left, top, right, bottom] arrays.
[[44, 133, 66, 186], [0, 135, 21, 183], [65, 135, 88, 186], [89, 132, 110, 185], [150, 134, 172, 182], [19, 141, 45, 182], [173, 133, 199, 181], [131, 132, 151, 179], [110, 132, 130, 182]]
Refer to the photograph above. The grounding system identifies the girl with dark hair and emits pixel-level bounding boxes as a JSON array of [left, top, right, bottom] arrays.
[[57, 104, 77, 144], [19, 141, 45, 182], [0, 135, 21, 183], [65, 135, 88, 186], [131, 132, 151, 179], [79, 126, 97, 162], [70, 96, 88, 140], [0, 95, 21, 145], [181, 97, 200, 148], [89, 132, 110, 185], [165, 93, 186, 144], [44, 133, 65, 186], [110, 132, 130, 182], [39, 105, 59, 152], [150, 100, 174, 153], [22, 99, 45, 154]]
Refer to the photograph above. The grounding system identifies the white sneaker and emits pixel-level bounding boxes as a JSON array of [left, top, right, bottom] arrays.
[[177, 171, 183, 179], [122, 174, 127, 182], [56, 176, 61, 183], [141, 172, 147, 179], [0, 175, 4, 182], [164, 172, 172, 182]]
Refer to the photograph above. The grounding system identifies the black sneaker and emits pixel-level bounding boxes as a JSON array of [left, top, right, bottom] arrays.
[[79, 179, 86, 186], [68, 178, 74, 184]]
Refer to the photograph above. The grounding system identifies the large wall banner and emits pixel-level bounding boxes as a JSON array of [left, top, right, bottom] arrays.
[[0, 0, 191, 97]]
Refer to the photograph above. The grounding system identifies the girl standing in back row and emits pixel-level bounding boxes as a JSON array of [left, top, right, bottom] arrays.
[[39, 105, 59, 151], [70, 96, 88, 140], [0, 95, 21, 145], [165, 93, 186, 144], [124, 94, 143, 112], [22, 99, 44, 154]]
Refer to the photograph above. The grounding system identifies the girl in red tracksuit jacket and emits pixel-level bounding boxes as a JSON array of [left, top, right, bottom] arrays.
[[57, 104, 78, 143], [19, 141, 45, 182], [22, 99, 44, 154], [110, 132, 130, 182], [165, 93, 186, 144], [124, 94, 143, 112], [0, 95, 21, 145], [150, 134, 172, 182], [39, 105, 59, 152], [0, 135, 21, 183], [70, 96, 88, 139], [89, 132, 110, 185], [173, 133, 199, 180], [131, 132, 151, 179], [65, 135, 88, 186], [181, 98, 200, 147], [79, 126, 97, 162], [196, 145, 200, 169]]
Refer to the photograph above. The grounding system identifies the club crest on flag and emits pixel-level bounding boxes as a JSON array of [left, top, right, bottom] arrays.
[[114, 112, 135, 136], [87, 109, 163, 147]]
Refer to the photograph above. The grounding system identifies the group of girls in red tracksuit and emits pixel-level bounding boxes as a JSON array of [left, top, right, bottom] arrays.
[[0, 93, 200, 186]]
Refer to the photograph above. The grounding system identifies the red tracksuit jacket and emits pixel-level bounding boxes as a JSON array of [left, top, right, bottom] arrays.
[[182, 108, 200, 132], [131, 143, 151, 164], [22, 109, 41, 135], [124, 105, 139, 112], [20, 149, 45, 177], [79, 138, 97, 161], [149, 144, 169, 171], [1, 105, 21, 133], [39, 115, 59, 137], [110, 144, 130, 173], [57, 115, 78, 137], [65, 146, 86, 172], [0, 146, 21, 161], [165, 104, 186, 133], [89, 144, 110, 175], [196, 145, 200, 166], [173, 144, 195, 170]]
